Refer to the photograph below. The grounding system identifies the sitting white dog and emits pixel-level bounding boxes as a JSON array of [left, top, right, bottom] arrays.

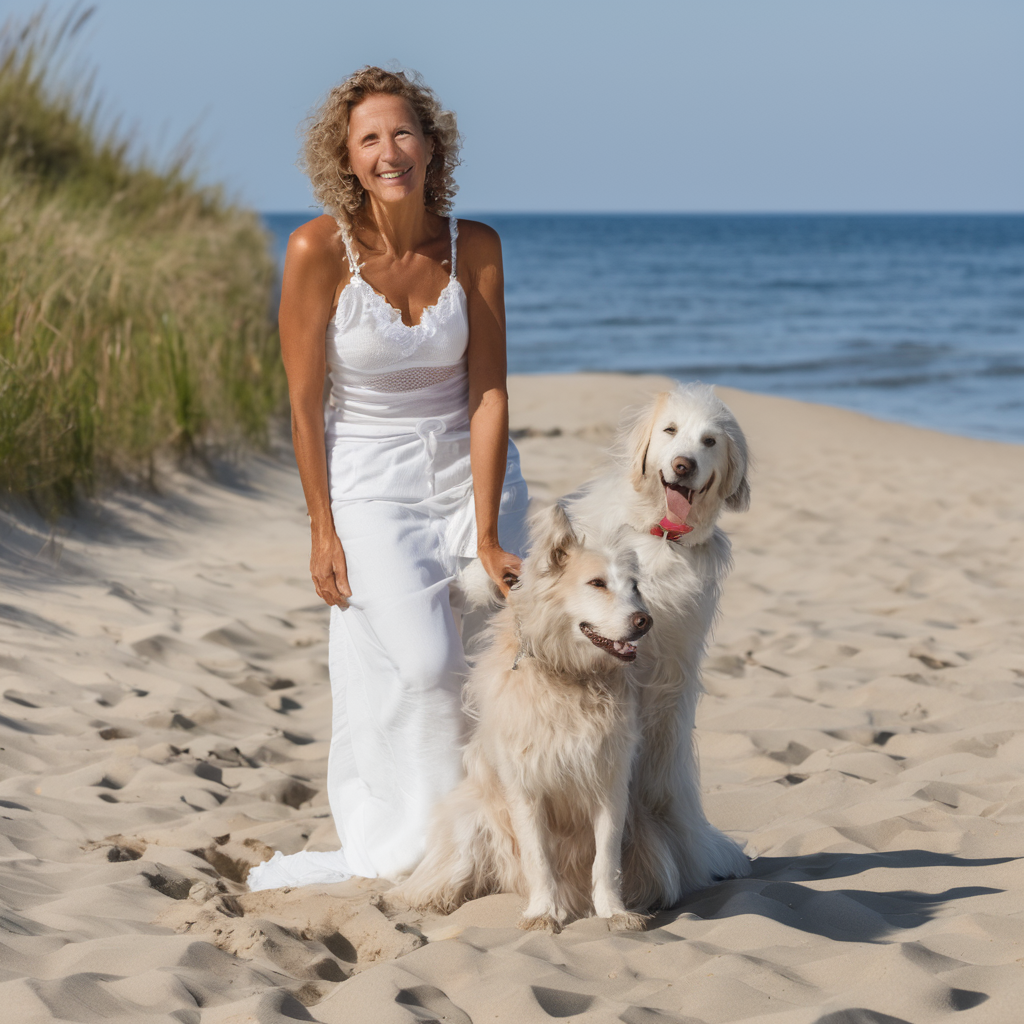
[[393, 504, 653, 932], [564, 382, 752, 908]]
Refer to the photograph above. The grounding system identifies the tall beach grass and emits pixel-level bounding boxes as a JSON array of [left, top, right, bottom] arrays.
[[0, 9, 285, 513]]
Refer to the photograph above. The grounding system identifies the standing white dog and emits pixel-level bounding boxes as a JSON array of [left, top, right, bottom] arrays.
[[564, 382, 752, 908], [393, 505, 653, 932]]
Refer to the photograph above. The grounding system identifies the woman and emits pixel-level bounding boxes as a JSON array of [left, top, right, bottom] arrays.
[[248, 67, 529, 890]]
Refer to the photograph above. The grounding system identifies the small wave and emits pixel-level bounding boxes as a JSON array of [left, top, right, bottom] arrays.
[[979, 364, 1024, 379], [590, 316, 677, 328]]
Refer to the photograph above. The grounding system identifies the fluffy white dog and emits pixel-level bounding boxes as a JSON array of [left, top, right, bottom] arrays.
[[563, 382, 752, 908], [392, 504, 653, 932]]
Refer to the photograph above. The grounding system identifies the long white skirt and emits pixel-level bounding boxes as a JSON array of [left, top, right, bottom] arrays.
[[248, 412, 528, 890]]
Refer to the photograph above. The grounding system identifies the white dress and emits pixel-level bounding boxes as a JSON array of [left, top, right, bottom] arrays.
[[248, 217, 530, 890]]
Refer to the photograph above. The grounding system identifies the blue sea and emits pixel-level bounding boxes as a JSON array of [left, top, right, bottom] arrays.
[[263, 213, 1024, 444]]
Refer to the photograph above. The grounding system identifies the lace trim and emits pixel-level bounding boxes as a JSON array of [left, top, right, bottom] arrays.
[[335, 217, 463, 358], [338, 277, 464, 358], [356, 363, 464, 392]]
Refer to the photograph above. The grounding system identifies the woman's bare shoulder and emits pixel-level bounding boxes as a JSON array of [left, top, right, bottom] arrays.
[[287, 214, 344, 264], [454, 218, 502, 274], [455, 218, 501, 246]]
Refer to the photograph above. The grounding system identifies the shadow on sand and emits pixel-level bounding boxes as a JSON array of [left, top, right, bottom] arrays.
[[616, 850, 1010, 1023], [641, 849, 1013, 946]]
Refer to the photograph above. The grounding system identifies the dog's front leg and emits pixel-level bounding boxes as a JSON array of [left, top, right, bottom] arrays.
[[592, 761, 648, 931], [505, 788, 564, 933]]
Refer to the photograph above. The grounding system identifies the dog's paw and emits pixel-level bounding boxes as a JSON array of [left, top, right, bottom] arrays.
[[379, 889, 409, 912], [385, 887, 444, 914], [518, 913, 562, 934], [608, 911, 650, 932], [389, 890, 458, 916]]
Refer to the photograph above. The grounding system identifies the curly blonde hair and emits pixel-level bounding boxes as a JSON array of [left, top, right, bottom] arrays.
[[301, 66, 461, 224]]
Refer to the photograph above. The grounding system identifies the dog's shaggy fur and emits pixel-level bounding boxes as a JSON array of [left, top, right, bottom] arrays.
[[392, 505, 653, 932], [564, 382, 753, 909]]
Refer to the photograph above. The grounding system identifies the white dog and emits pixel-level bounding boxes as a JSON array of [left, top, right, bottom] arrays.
[[392, 505, 653, 932], [564, 382, 752, 909]]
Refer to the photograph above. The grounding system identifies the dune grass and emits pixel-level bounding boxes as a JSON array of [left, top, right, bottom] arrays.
[[0, 9, 285, 514]]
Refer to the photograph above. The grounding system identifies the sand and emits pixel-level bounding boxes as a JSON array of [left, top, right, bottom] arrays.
[[1, 373, 1022, 1024]]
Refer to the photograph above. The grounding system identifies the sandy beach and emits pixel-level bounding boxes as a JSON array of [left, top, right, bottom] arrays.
[[1, 373, 1022, 1023]]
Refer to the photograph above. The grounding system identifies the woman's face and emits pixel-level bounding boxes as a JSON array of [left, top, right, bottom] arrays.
[[346, 93, 434, 208]]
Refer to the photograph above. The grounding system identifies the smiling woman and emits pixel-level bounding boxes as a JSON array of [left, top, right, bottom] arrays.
[[303, 66, 460, 226], [247, 67, 530, 892]]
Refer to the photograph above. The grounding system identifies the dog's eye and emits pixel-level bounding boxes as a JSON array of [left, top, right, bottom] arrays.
[[663, 426, 677, 436], [702, 436, 716, 447], [587, 578, 607, 589]]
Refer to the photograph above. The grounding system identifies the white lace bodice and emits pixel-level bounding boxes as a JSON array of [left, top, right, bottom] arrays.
[[326, 216, 469, 388]]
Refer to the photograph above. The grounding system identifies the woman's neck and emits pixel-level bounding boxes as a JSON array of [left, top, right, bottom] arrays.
[[359, 195, 439, 258]]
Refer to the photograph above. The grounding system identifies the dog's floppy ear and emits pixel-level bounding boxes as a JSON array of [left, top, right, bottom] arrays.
[[725, 472, 750, 512], [721, 414, 751, 512], [530, 503, 582, 574], [624, 392, 669, 492]]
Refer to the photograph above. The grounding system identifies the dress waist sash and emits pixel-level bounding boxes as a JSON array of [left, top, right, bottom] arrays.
[[325, 369, 470, 442]]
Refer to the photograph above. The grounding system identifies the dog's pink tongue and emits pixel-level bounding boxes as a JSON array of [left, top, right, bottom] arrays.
[[664, 485, 691, 526]]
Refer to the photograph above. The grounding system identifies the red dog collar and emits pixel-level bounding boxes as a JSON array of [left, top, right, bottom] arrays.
[[650, 516, 693, 541]]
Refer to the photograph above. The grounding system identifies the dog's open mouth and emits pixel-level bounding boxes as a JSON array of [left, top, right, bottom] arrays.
[[660, 472, 693, 526], [660, 471, 715, 526], [580, 623, 638, 662]]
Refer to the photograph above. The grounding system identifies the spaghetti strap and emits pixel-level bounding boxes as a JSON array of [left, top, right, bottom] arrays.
[[339, 223, 361, 279], [449, 215, 458, 279]]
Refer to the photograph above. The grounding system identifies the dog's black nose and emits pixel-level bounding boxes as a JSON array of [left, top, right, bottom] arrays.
[[672, 456, 696, 478], [631, 612, 652, 636]]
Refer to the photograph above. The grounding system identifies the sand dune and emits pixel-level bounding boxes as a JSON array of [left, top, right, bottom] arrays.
[[1, 375, 1022, 1023]]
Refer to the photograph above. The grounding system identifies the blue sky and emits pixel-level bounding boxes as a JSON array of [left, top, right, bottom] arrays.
[[9, 0, 1023, 213]]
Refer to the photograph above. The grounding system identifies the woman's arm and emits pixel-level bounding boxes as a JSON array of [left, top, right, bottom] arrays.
[[278, 219, 352, 607], [461, 220, 523, 594]]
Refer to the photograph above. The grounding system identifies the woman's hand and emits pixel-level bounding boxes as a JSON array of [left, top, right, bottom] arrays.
[[310, 528, 352, 608], [477, 540, 522, 597]]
